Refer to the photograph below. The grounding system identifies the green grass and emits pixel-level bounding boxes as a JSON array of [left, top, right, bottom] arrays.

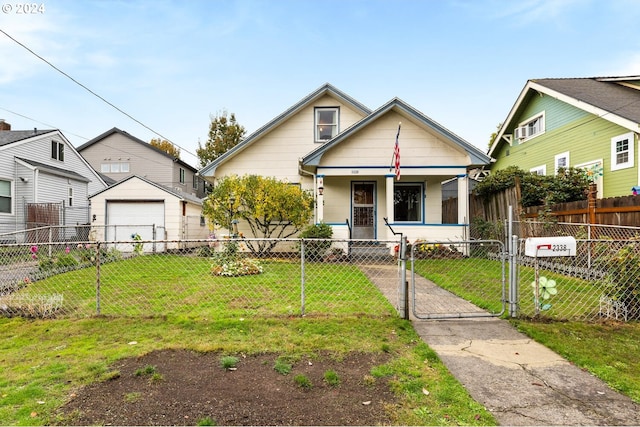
[[323, 370, 340, 387], [0, 315, 496, 426], [293, 374, 313, 389], [512, 319, 640, 403], [413, 257, 506, 314], [413, 257, 602, 319], [12, 255, 395, 318], [273, 356, 293, 375], [220, 355, 239, 370], [414, 256, 640, 405]]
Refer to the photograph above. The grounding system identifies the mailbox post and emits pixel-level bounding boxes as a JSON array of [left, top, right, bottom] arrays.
[[525, 236, 577, 315]]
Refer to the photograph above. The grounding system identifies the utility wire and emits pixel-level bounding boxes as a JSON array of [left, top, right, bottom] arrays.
[[0, 28, 197, 159], [0, 106, 89, 140]]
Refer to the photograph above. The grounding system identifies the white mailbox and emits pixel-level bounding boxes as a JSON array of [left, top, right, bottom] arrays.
[[525, 236, 576, 257]]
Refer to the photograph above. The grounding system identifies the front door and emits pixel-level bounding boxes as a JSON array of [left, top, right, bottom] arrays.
[[352, 182, 375, 239]]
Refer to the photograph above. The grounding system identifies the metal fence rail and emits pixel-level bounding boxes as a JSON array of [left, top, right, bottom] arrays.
[[0, 238, 400, 319], [515, 237, 640, 321]]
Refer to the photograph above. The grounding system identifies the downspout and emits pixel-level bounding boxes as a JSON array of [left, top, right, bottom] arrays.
[[298, 160, 317, 223]]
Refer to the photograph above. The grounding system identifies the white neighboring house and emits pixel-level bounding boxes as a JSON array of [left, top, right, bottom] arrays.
[[88, 175, 209, 252], [0, 121, 107, 240], [198, 84, 490, 244]]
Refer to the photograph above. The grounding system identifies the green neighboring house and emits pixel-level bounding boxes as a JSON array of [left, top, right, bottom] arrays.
[[488, 76, 640, 198]]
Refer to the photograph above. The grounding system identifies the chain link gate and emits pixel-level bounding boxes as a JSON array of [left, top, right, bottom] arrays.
[[410, 239, 507, 319]]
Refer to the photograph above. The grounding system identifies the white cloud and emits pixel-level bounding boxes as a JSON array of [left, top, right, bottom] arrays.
[[0, 12, 68, 84], [490, 0, 586, 25]]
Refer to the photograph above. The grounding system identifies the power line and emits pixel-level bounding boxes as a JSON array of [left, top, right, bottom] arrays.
[[0, 106, 89, 140], [0, 28, 197, 159]]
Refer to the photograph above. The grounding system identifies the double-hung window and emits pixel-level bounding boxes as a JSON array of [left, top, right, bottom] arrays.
[[315, 107, 339, 142], [554, 152, 570, 174], [68, 188, 73, 207], [611, 132, 634, 171], [394, 183, 422, 222], [51, 140, 64, 161], [179, 168, 185, 184], [0, 180, 11, 214]]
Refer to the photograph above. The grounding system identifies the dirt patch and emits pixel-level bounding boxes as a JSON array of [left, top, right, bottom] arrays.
[[58, 349, 398, 426]]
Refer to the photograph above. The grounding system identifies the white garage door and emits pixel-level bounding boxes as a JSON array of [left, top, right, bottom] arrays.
[[106, 201, 165, 252]]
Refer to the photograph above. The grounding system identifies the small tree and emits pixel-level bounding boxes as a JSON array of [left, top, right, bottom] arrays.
[[203, 175, 314, 255], [150, 138, 180, 159], [197, 111, 246, 168]]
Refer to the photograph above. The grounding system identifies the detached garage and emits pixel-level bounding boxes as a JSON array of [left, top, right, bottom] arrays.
[[89, 175, 209, 252]]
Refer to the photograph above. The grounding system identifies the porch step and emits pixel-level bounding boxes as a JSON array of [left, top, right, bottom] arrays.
[[348, 243, 394, 262]]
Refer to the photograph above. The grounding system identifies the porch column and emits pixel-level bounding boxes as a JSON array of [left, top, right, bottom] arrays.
[[316, 175, 324, 223], [457, 174, 468, 224], [385, 174, 395, 223]]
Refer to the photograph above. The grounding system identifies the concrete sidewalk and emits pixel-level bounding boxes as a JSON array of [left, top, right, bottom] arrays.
[[363, 264, 640, 426], [413, 318, 639, 425]]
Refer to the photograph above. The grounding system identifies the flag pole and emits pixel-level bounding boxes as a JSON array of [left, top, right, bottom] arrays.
[[389, 122, 401, 170], [390, 122, 401, 180]]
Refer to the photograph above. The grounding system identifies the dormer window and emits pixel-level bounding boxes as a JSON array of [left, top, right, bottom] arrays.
[[315, 107, 339, 142], [51, 140, 64, 161]]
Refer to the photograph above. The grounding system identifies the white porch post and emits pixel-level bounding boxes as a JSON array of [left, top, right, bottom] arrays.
[[457, 174, 468, 225], [316, 175, 324, 223], [385, 174, 395, 225]]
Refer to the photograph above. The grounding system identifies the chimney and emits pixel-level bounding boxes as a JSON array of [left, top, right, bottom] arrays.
[[0, 120, 10, 131]]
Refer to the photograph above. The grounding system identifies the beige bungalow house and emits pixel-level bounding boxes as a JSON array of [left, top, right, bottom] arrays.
[[198, 84, 490, 243]]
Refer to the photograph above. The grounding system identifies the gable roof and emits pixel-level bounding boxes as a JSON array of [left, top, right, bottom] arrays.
[[199, 83, 372, 176], [302, 97, 491, 167], [0, 129, 57, 146], [0, 128, 107, 187], [78, 127, 197, 172], [88, 174, 203, 205], [16, 157, 91, 182], [488, 76, 640, 158]]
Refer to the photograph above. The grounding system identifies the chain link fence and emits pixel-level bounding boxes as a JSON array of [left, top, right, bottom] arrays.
[[2, 220, 639, 322], [0, 237, 400, 320], [483, 220, 640, 322]]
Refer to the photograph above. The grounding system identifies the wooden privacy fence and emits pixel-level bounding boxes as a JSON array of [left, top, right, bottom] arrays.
[[523, 183, 640, 227], [443, 182, 640, 227]]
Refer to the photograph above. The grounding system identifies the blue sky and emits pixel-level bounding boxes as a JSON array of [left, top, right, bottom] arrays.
[[1, 0, 639, 167]]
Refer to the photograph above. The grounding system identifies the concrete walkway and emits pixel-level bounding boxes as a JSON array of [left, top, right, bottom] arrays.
[[363, 264, 640, 426]]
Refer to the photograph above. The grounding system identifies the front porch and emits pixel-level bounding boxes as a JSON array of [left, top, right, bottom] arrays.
[[313, 168, 471, 244]]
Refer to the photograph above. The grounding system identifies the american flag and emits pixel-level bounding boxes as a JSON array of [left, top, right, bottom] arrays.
[[393, 123, 401, 180]]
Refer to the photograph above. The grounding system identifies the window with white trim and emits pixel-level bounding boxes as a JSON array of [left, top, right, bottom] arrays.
[[611, 132, 634, 171], [515, 112, 545, 141], [51, 140, 64, 161], [530, 165, 546, 175], [68, 188, 73, 207], [315, 107, 338, 142], [0, 180, 11, 214], [193, 174, 198, 189], [179, 168, 185, 184], [101, 162, 130, 173], [393, 183, 422, 222], [554, 151, 570, 174]]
